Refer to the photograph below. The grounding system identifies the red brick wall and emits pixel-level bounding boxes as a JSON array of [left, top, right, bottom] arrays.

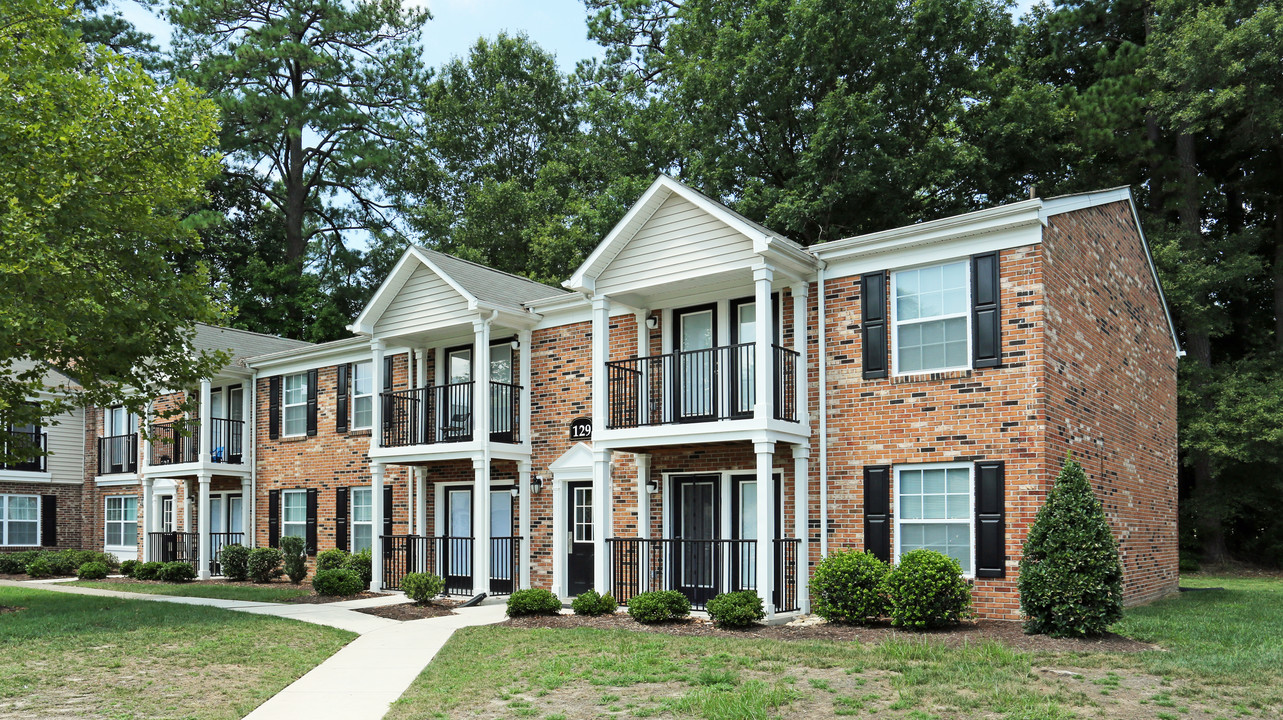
[[0, 480, 83, 552], [1041, 202, 1180, 605]]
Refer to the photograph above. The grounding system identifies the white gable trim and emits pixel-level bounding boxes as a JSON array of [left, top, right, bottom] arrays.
[[350, 246, 478, 335], [550, 442, 594, 480]]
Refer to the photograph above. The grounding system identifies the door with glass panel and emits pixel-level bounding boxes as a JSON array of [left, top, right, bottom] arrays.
[[441, 346, 473, 441], [489, 489, 515, 592], [105, 406, 136, 473], [566, 482, 593, 596], [674, 306, 716, 422], [731, 475, 782, 602], [208, 389, 226, 462], [672, 475, 719, 605], [489, 343, 515, 442], [728, 300, 756, 417], [443, 488, 473, 591], [227, 386, 244, 462]]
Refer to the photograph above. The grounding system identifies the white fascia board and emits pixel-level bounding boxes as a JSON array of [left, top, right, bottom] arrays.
[[820, 222, 1043, 280], [473, 302, 540, 329], [813, 199, 1045, 261], [252, 344, 414, 379]]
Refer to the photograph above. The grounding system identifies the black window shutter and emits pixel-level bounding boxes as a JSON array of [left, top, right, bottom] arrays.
[[383, 356, 394, 392], [335, 364, 350, 433], [268, 489, 280, 548], [975, 460, 1006, 577], [335, 487, 349, 552], [972, 251, 1002, 368], [305, 368, 319, 436], [268, 376, 281, 440], [863, 465, 891, 562], [305, 488, 318, 555], [40, 495, 56, 547], [861, 272, 888, 379], [382, 484, 394, 536]]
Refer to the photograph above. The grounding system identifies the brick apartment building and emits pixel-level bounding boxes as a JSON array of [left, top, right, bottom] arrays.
[[5, 176, 1180, 619]]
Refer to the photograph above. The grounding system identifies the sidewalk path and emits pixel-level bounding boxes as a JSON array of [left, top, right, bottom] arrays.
[[1, 578, 508, 718]]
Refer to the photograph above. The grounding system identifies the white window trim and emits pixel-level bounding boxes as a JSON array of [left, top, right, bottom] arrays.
[[893, 462, 975, 579], [104, 495, 138, 550], [0, 494, 40, 547], [350, 487, 373, 552], [282, 373, 308, 438], [889, 259, 973, 377], [351, 362, 373, 431], [281, 489, 307, 540]]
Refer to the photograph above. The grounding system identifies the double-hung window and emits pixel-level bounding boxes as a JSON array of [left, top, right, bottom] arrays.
[[351, 362, 373, 431], [281, 490, 306, 539], [892, 260, 970, 375], [282, 373, 308, 436], [895, 464, 973, 575], [351, 487, 372, 553], [0, 495, 39, 546], [105, 496, 138, 548]]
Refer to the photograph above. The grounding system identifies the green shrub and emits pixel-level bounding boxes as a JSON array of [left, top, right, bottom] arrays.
[[882, 549, 972, 629], [1178, 551, 1201, 574], [346, 548, 372, 586], [119, 559, 138, 578], [706, 590, 765, 628], [279, 536, 307, 584], [133, 561, 164, 581], [78, 561, 110, 580], [313, 568, 365, 597], [1019, 457, 1124, 637], [571, 589, 618, 616], [248, 547, 284, 583], [812, 549, 889, 624], [158, 561, 196, 583], [627, 590, 692, 624], [316, 547, 350, 574], [25, 556, 54, 578], [402, 572, 445, 604], [506, 588, 563, 617], [220, 544, 250, 581], [0, 550, 38, 574]]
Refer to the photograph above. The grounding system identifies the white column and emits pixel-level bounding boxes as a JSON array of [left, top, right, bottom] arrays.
[[793, 444, 811, 613], [241, 380, 253, 464], [406, 467, 415, 536], [472, 457, 491, 595], [591, 296, 611, 428], [370, 462, 385, 591], [472, 319, 491, 443], [519, 329, 532, 445], [197, 472, 212, 580], [518, 459, 531, 590], [198, 378, 212, 463], [142, 477, 155, 561], [370, 341, 385, 451], [591, 449, 611, 594], [635, 453, 651, 593], [552, 475, 566, 597], [241, 477, 254, 546], [754, 265, 775, 420], [415, 468, 426, 538], [755, 441, 776, 616], [634, 309, 649, 426], [792, 282, 809, 426]]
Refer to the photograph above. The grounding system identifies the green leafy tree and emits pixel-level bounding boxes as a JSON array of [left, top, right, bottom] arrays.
[[0, 0, 226, 459], [1019, 457, 1123, 637]]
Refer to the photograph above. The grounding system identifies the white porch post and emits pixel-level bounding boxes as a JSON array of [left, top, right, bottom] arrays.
[[197, 472, 212, 580], [753, 266, 775, 420], [370, 340, 385, 451], [141, 477, 155, 561], [473, 318, 491, 443], [198, 378, 213, 464], [241, 477, 253, 546], [591, 449, 611, 594], [755, 441, 776, 616], [551, 475, 566, 597], [472, 457, 491, 595], [414, 468, 426, 538], [519, 329, 532, 444], [792, 282, 809, 424], [635, 452, 651, 592], [369, 462, 385, 591], [591, 296, 610, 429], [793, 444, 811, 613], [518, 459, 531, 590], [634, 309, 649, 426]]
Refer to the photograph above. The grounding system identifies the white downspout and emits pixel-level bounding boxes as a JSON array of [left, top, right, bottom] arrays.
[[818, 263, 829, 559], [249, 369, 258, 547]]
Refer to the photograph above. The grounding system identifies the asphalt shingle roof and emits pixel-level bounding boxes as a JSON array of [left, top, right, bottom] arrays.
[[192, 324, 311, 367], [415, 247, 569, 310]]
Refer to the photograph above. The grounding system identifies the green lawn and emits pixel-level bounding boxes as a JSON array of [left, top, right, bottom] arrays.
[[389, 575, 1283, 720], [66, 579, 313, 603], [0, 585, 354, 719]]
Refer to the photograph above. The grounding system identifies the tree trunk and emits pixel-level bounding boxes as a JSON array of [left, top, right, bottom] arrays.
[[1274, 146, 1283, 352]]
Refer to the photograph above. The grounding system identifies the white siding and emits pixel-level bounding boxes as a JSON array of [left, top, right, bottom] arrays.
[[44, 406, 84, 485], [374, 263, 473, 336], [595, 194, 758, 296]]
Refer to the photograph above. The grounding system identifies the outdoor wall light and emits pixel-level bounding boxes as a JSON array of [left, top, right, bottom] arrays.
[[645, 479, 659, 495], [531, 475, 544, 494], [510, 339, 519, 350], [645, 315, 660, 330], [509, 486, 519, 498]]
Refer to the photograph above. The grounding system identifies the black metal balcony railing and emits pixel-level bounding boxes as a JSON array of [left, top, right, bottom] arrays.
[[149, 419, 200, 466], [381, 381, 522, 448], [207, 418, 245, 464], [381, 535, 522, 596], [97, 433, 138, 474], [148, 531, 197, 565], [606, 537, 801, 612], [605, 343, 799, 429], [1, 430, 46, 472], [210, 532, 244, 575]]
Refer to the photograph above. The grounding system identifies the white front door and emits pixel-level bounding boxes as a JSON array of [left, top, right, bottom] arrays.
[[490, 490, 513, 582], [677, 308, 716, 420], [209, 496, 226, 534], [228, 495, 243, 535]]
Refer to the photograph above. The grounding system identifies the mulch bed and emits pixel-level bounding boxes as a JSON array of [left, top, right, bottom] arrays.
[[355, 600, 459, 621], [502, 613, 1155, 653], [0, 605, 24, 614], [0, 573, 71, 581], [73, 576, 377, 604]]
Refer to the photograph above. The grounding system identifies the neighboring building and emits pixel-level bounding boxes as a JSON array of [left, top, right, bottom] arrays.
[[67, 176, 1179, 619]]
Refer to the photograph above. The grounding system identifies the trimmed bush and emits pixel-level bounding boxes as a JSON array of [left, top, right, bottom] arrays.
[[347, 548, 372, 586], [1019, 457, 1124, 638], [25, 556, 54, 578], [706, 590, 765, 628], [220, 544, 250, 581], [506, 588, 563, 617], [313, 568, 365, 597], [133, 561, 164, 581], [158, 561, 196, 583], [119, 559, 138, 578], [882, 549, 972, 629], [571, 589, 618, 617], [627, 590, 691, 624], [316, 547, 350, 574], [78, 561, 110, 580], [248, 547, 284, 583], [402, 572, 445, 604], [0, 550, 39, 575], [279, 536, 307, 584], [812, 549, 889, 624]]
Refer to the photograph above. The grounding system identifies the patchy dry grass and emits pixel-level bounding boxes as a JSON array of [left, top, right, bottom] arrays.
[[64, 578, 313, 603], [0, 585, 353, 719]]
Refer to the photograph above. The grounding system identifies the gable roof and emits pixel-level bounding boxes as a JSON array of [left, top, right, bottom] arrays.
[[192, 324, 311, 367]]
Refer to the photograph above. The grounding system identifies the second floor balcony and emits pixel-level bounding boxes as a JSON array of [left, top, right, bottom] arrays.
[[97, 433, 138, 474], [148, 417, 246, 467], [381, 380, 522, 447], [1, 430, 46, 473]]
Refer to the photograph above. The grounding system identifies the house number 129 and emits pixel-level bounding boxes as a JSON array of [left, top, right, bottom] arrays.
[[569, 417, 592, 439]]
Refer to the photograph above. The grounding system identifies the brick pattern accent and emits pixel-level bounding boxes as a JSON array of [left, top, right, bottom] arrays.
[[0, 481, 83, 551]]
